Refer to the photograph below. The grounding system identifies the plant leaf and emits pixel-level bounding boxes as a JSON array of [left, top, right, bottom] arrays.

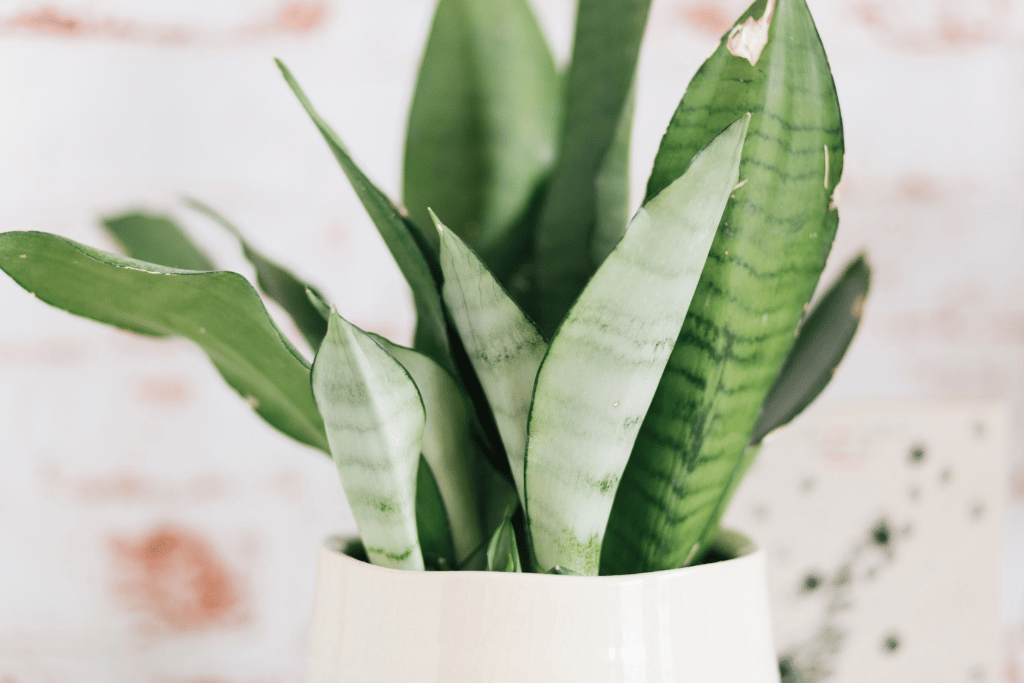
[[311, 310, 426, 571], [0, 231, 327, 452], [437, 213, 547, 512], [601, 0, 844, 574], [373, 334, 483, 564], [591, 82, 635, 266], [530, 0, 652, 335], [750, 253, 870, 444], [404, 0, 560, 254], [101, 211, 215, 272], [276, 60, 452, 374], [184, 197, 329, 351], [485, 503, 522, 572], [524, 118, 747, 575], [416, 454, 456, 570]]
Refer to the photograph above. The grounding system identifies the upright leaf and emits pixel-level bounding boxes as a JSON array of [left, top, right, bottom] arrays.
[[404, 0, 560, 254], [602, 0, 844, 574], [591, 83, 636, 265], [102, 211, 214, 272], [530, 0, 652, 335], [185, 198, 329, 351], [0, 231, 327, 451], [525, 118, 747, 575], [277, 60, 452, 374], [485, 504, 522, 572], [374, 334, 483, 564], [415, 454, 457, 569], [750, 254, 870, 444], [437, 215, 547, 511], [311, 310, 426, 571]]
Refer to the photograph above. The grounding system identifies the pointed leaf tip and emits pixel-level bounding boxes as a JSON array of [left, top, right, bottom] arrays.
[[312, 310, 427, 571]]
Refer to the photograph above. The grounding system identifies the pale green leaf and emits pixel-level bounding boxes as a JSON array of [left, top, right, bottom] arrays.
[[311, 310, 426, 571], [0, 231, 327, 452], [437, 213, 547, 511], [524, 117, 748, 574], [373, 334, 483, 564]]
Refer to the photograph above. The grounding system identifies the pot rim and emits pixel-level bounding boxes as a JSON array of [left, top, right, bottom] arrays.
[[320, 528, 758, 583]]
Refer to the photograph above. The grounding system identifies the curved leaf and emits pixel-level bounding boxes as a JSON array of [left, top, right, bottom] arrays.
[[0, 231, 327, 452], [311, 310, 426, 571], [602, 0, 844, 574], [530, 0, 652, 335], [404, 0, 560, 253], [437, 214, 547, 511], [102, 211, 214, 272], [525, 118, 747, 574], [373, 334, 483, 564], [184, 197, 328, 351], [750, 253, 870, 444], [276, 60, 452, 374]]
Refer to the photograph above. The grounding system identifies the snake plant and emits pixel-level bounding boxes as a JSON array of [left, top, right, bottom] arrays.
[[0, 0, 869, 575]]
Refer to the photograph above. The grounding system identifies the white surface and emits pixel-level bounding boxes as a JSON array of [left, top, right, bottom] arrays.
[[307, 536, 778, 683], [726, 401, 1005, 682]]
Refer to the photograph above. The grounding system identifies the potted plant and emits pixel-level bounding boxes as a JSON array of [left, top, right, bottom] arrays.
[[0, 0, 870, 679]]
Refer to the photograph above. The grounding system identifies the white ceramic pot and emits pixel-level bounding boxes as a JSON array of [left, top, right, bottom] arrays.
[[306, 531, 779, 682]]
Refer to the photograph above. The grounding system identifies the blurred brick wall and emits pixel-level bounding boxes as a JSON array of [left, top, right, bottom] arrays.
[[0, 0, 1021, 681]]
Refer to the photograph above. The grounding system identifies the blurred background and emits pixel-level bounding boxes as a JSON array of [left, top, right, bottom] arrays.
[[0, 0, 1020, 681]]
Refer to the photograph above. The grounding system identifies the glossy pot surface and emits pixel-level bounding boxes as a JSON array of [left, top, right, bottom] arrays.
[[306, 532, 779, 682]]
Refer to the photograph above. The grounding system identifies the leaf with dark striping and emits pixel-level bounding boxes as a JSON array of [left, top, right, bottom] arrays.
[[601, 0, 843, 575]]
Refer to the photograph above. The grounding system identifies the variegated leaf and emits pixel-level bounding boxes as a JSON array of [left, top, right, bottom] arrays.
[[524, 117, 748, 574], [437, 213, 547, 511], [311, 310, 426, 571]]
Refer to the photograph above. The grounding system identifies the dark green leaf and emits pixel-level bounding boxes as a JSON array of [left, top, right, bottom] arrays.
[[0, 231, 327, 452], [417, 454, 456, 570], [276, 59, 453, 375], [404, 0, 560, 254], [591, 83, 635, 265], [602, 0, 844, 574], [184, 197, 328, 351], [530, 0, 652, 335], [102, 211, 214, 272], [750, 254, 870, 444]]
